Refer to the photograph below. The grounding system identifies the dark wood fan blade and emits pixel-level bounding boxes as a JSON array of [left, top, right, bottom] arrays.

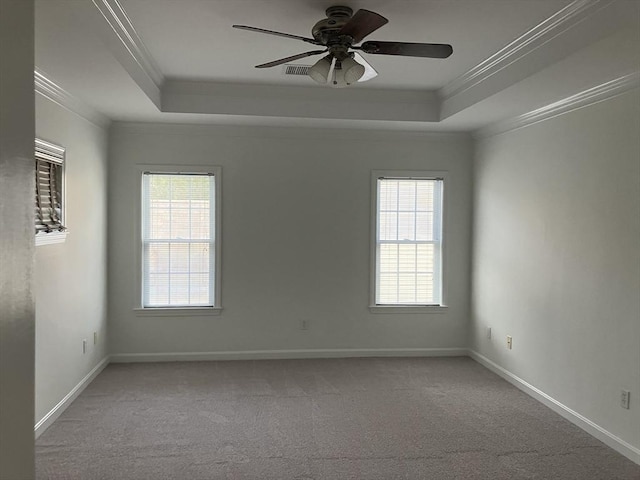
[[255, 50, 327, 68], [360, 41, 453, 58], [338, 9, 388, 44], [233, 25, 322, 45]]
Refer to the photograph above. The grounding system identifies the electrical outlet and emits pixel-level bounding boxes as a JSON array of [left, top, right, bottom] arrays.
[[93, 332, 98, 344], [506, 335, 513, 350], [300, 319, 309, 330], [82, 339, 87, 354], [487, 327, 492, 339], [621, 390, 630, 409]]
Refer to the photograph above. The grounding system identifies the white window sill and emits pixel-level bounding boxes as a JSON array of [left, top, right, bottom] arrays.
[[35, 231, 68, 246], [369, 305, 448, 314], [134, 307, 223, 317]]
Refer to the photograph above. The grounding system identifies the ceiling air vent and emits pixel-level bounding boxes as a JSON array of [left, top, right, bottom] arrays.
[[283, 64, 311, 76]]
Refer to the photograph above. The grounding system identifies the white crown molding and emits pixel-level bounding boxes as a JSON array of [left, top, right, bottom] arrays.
[[89, 0, 163, 108], [474, 72, 640, 139], [91, 0, 163, 89], [439, 0, 612, 101], [34, 69, 111, 128], [469, 351, 640, 465]]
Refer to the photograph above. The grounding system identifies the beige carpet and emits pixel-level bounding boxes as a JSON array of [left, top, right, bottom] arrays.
[[36, 357, 639, 479]]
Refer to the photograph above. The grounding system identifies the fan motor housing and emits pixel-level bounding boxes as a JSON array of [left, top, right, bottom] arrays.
[[312, 6, 353, 45]]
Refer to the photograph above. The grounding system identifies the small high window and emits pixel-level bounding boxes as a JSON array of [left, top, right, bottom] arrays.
[[35, 139, 67, 246]]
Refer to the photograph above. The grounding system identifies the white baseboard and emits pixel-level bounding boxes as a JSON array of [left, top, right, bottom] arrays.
[[34, 356, 110, 439], [468, 350, 640, 465], [33, 348, 640, 466], [109, 347, 468, 363]]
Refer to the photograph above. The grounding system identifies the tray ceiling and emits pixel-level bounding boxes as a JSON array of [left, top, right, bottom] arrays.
[[34, 0, 640, 131]]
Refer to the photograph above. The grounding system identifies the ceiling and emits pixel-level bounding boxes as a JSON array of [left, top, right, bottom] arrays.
[[34, 0, 640, 132]]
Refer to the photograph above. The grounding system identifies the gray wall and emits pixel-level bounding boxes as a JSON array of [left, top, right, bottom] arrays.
[[109, 125, 473, 356], [34, 95, 109, 425], [0, 0, 35, 477], [471, 90, 640, 453]]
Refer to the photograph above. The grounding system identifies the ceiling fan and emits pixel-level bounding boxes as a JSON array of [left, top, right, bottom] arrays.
[[233, 6, 453, 88]]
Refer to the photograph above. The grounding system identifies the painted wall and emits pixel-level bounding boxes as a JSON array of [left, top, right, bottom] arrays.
[[0, 0, 35, 477], [34, 95, 109, 425], [109, 125, 472, 356], [471, 90, 640, 454]]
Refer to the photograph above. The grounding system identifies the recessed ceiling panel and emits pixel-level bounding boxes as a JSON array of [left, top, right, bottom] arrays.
[[120, 0, 572, 89], [34, 0, 637, 131]]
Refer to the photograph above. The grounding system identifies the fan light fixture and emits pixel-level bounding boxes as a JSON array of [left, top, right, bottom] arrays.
[[331, 61, 348, 88], [341, 56, 365, 83], [308, 55, 333, 83], [309, 55, 366, 87], [233, 6, 453, 88], [353, 52, 377, 82]]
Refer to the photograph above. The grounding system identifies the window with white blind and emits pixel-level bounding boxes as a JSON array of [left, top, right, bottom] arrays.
[[141, 170, 221, 310], [35, 139, 67, 246], [371, 172, 445, 308]]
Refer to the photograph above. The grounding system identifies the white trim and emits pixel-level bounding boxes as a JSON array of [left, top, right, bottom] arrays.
[[30, 349, 640, 464], [34, 69, 110, 129], [134, 307, 222, 317], [439, 0, 610, 101], [35, 231, 68, 246], [110, 348, 468, 363], [369, 305, 447, 314], [469, 350, 640, 465], [90, 0, 163, 89], [475, 73, 640, 139], [34, 356, 110, 438], [136, 165, 223, 310], [35, 138, 65, 163], [370, 170, 449, 309]]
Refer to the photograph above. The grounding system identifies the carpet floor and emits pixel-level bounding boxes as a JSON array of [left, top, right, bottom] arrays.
[[36, 357, 639, 479]]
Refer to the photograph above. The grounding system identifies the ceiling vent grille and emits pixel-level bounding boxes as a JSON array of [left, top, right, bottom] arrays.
[[283, 64, 311, 76]]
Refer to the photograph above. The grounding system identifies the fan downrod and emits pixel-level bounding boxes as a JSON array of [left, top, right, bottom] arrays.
[[325, 6, 353, 18]]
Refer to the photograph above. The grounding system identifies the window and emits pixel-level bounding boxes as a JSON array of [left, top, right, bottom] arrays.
[[141, 170, 221, 310], [35, 139, 67, 246], [371, 171, 445, 309]]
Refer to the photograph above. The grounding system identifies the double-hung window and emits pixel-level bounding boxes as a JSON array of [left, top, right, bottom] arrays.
[[141, 169, 221, 310], [372, 171, 445, 308]]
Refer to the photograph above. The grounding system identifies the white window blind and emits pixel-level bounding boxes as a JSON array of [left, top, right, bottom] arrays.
[[35, 139, 65, 234], [375, 177, 443, 305], [142, 173, 216, 307]]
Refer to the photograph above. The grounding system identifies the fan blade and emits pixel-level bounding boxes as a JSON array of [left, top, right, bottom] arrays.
[[233, 25, 322, 45], [352, 52, 378, 82], [360, 41, 453, 58], [338, 9, 388, 44], [255, 50, 327, 68]]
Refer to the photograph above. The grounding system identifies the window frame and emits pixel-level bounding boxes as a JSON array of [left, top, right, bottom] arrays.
[[369, 170, 448, 314], [35, 138, 68, 246], [134, 165, 222, 316]]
